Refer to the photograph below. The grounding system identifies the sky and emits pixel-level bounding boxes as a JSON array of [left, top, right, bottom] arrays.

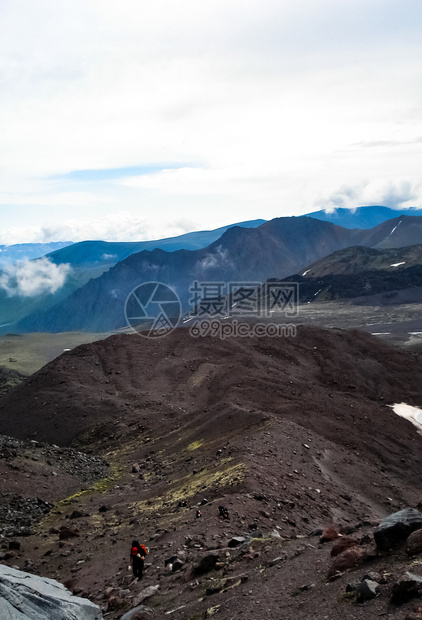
[[1, 0, 422, 245]]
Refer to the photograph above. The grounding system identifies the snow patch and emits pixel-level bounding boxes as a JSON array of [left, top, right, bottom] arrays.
[[390, 261, 405, 267], [389, 402, 422, 435], [302, 269, 310, 276]]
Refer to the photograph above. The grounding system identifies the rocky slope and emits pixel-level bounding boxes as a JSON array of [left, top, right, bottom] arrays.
[[0, 326, 422, 619], [270, 265, 422, 304], [302, 244, 422, 278]]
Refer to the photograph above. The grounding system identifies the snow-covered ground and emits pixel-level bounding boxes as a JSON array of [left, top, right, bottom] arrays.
[[389, 402, 422, 435]]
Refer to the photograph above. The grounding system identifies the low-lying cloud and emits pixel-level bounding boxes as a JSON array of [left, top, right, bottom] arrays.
[[317, 180, 421, 213], [0, 211, 200, 246], [0, 257, 72, 297]]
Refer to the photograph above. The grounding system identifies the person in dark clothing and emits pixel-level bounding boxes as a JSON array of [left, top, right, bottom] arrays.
[[218, 505, 229, 519], [129, 540, 148, 579]]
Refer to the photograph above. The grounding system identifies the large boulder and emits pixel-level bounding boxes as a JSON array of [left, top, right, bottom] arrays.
[[0, 564, 103, 620], [374, 508, 422, 551]]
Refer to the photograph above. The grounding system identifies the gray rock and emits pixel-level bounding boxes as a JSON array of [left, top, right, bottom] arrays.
[[356, 579, 380, 602], [132, 585, 160, 606], [362, 571, 382, 583], [374, 508, 422, 551], [228, 536, 248, 548], [0, 564, 103, 620]]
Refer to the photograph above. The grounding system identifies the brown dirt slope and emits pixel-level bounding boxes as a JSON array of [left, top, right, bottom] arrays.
[[0, 325, 421, 461]]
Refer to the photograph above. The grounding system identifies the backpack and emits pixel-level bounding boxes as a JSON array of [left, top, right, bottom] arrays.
[[132, 544, 148, 557], [139, 544, 148, 556]]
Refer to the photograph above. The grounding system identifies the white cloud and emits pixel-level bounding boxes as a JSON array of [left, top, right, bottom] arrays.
[[0, 257, 72, 297], [315, 180, 422, 213], [0, 1, 422, 241], [0, 211, 204, 245]]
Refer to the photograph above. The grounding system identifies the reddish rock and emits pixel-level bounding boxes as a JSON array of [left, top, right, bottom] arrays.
[[405, 612, 422, 620], [328, 546, 364, 577], [320, 525, 340, 543], [330, 537, 358, 557], [407, 529, 422, 557]]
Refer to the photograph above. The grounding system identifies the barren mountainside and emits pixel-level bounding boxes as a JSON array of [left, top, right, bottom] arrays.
[[0, 327, 422, 617]]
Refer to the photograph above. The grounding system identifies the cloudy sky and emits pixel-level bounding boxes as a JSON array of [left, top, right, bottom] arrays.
[[1, 0, 421, 244]]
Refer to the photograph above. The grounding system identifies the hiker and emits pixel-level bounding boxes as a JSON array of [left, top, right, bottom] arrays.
[[218, 505, 229, 519], [196, 509, 202, 518], [129, 540, 148, 579]]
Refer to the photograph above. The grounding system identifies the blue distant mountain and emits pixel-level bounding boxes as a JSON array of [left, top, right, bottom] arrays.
[[0, 219, 265, 330], [305, 206, 422, 229], [46, 219, 266, 270], [0, 242, 73, 267]]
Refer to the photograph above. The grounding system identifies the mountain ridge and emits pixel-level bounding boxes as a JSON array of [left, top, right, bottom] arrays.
[[16, 215, 422, 333]]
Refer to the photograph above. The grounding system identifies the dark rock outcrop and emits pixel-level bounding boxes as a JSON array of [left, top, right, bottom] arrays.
[[374, 508, 422, 551], [391, 572, 422, 605]]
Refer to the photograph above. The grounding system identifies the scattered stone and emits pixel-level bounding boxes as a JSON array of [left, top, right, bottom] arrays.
[[320, 525, 340, 543], [391, 572, 422, 605], [330, 537, 358, 557], [193, 554, 219, 576], [407, 529, 422, 556], [132, 585, 160, 606], [328, 546, 364, 577], [107, 596, 124, 611], [164, 555, 184, 572], [374, 508, 422, 551], [228, 537, 248, 548], [404, 607, 422, 620], [268, 554, 287, 567], [356, 578, 380, 602], [345, 580, 361, 593], [362, 571, 382, 583], [59, 525, 80, 540]]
